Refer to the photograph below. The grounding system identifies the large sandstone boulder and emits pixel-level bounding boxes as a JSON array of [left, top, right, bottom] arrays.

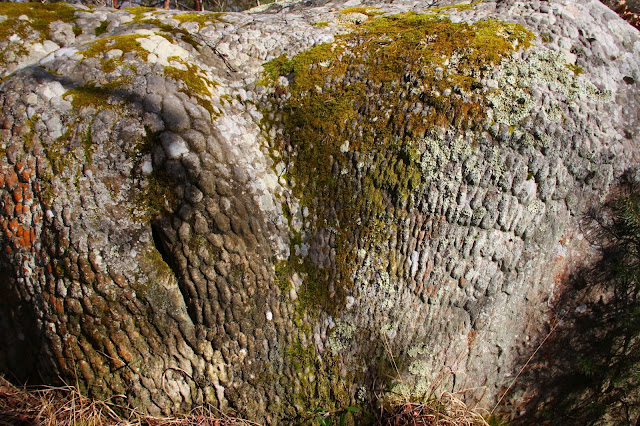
[[0, 0, 639, 422]]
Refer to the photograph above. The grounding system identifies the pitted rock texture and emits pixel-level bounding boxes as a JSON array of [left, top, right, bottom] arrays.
[[0, 0, 639, 423]]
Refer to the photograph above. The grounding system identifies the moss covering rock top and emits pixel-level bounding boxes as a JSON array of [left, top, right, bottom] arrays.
[[261, 11, 535, 317]]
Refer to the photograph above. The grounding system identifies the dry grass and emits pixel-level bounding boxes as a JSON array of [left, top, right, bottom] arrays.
[[378, 392, 490, 426], [0, 375, 258, 426], [0, 373, 495, 426]]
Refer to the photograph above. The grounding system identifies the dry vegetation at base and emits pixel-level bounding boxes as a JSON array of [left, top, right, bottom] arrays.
[[377, 394, 491, 426], [0, 374, 494, 426], [0, 375, 257, 426]]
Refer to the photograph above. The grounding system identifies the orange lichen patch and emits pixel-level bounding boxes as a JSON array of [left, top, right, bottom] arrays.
[[21, 185, 33, 204], [20, 232, 31, 247], [18, 168, 33, 183], [3, 169, 18, 190], [12, 187, 23, 203], [7, 219, 19, 233], [15, 160, 26, 177]]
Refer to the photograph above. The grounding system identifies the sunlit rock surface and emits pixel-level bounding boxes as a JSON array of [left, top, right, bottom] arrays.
[[0, 0, 639, 422]]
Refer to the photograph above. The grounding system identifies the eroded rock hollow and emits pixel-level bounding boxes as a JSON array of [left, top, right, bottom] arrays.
[[0, 0, 639, 422]]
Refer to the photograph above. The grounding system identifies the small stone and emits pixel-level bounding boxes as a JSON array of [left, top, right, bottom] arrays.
[[105, 49, 123, 60], [160, 132, 189, 159], [141, 157, 153, 175], [162, 94, 190, 131], [42, 40, 60, 54], [25, 94, 38, 105]]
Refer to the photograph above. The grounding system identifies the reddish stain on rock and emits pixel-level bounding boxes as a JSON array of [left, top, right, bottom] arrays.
[[13, 188, 23, 203], [4, 169, 18, 191]]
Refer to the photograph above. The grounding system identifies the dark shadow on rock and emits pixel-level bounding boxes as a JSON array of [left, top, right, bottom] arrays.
[[499, 173, 640, 425]]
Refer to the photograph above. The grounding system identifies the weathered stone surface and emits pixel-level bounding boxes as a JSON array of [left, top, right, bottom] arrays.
[[0, 0, 639, 423]]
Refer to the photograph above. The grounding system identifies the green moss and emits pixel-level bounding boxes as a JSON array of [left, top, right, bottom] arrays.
[[124, 6, 158, 20], [275, 253, 341, 317], [339, 7, 382, 16], [262, 12, 534, 319], [274, 260, 293, 293], [81, 33, 149, 60], [0, 2, 76, 41], [45, 127, 73, 176], [219, 93, 233, 106], [140, 19, 201, 49], [284, 339, 352, 420], [64, 85, 115, 110], [81, 128, 93, 164], [137, 163, 179, 220], [261, 54, 294, 81], [164, 61, 220, 120], [566, 63, 584, 76], [312, 21, 330, 27], [0, 2, 77, 67], [171, 11, 226, 28], [427, 1, 482, 13], [135, 247, 174, 299], [94, 20, 109, 37], [78, 33, 150, 76], [126, 128, 179, 220]]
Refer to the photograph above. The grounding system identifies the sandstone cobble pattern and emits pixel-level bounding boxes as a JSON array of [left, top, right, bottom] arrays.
[[0, 0, 639, 422]]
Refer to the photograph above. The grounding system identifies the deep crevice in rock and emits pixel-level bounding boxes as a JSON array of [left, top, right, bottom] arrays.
[[151, 222, 174, 271], [150, 221, 199, 325]]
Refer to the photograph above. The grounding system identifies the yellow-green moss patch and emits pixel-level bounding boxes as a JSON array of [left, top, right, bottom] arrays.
[[0, 2, 76, 41], [171, 11, 226, 28], [284, 339, 353, 421], [164, 60, 220, 120], [125, 6, 159, 21], [64, 85, 114, 110], [566, 63, 584, 76], [338, 6, 382, 16], [426, 1, 482, 13], [81, 33, 149, 59], [94, 20, 109, 37], [0, 2, 78, 67], [262, 12, 534, 317]]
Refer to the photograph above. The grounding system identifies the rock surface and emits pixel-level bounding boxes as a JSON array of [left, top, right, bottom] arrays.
[[0, 0, 639, 422]]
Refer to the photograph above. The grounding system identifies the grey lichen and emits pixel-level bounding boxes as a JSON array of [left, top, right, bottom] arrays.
[[488, 49, 613, 126]]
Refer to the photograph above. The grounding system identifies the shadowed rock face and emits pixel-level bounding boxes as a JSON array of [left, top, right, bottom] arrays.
[[0, 0, 639, 422]]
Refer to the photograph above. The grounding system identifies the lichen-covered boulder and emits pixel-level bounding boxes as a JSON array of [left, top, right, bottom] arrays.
[[0, 0, 639, 422]]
